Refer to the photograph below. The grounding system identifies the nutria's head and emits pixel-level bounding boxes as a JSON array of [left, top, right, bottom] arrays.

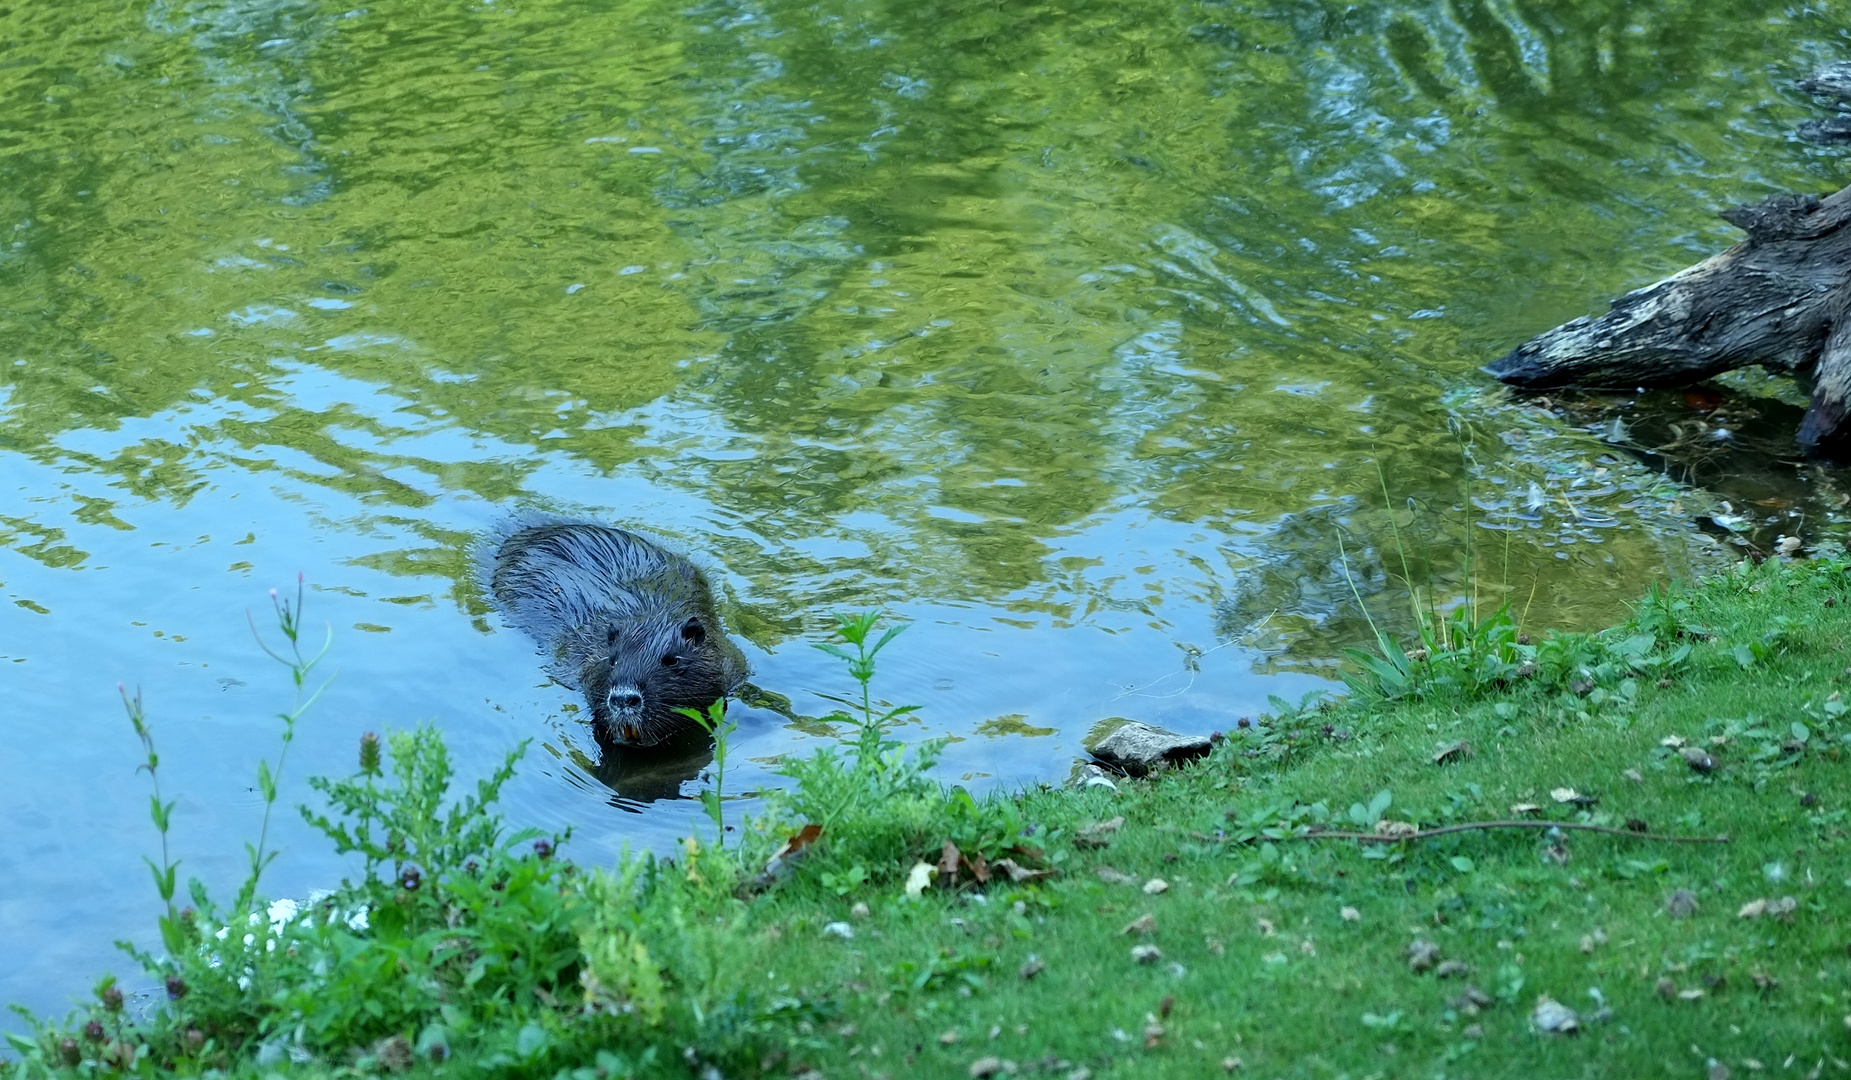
[[581, 614, 732, 747]]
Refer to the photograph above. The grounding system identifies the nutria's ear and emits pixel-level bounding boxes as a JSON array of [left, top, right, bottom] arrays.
[[607, 626, 620, 645], [680, 616, 706, 645]]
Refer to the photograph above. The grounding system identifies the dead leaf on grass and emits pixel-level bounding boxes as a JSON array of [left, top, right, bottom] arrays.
[[1142, 878, 1170, 895], [1623, 769, 1645, 783], [1531, 997, 1579, 1034], [1681, 746, 1716, 774], [993, 858, 1056, 884], [740, 823, 824, 894], [905, 862, 937, 898], [1075, 817, 1125, 849], [1374, 820, 1418, 838], [1019, 955, 1045, 980], [1664, 889, 1699, 919], [968, 1057, 1014, 1079], [1432, 740, 1474, 765], [939, 840, 962, 881], [1340, 906, 1361, 922], [1121, 913, 1157, 937], [1435, 960, 1469, 979], [1510, 803, 1543, 815], [1449, 986, 1493, 1013], [1739, 897, 1798, 920], [1096, 866, 1136, 885], [1407, 939, 1442, 974], [1130, 944, 1162, 964]]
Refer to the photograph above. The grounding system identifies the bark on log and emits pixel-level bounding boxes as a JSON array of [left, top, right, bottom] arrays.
[[1485, 65, 1851, 458]]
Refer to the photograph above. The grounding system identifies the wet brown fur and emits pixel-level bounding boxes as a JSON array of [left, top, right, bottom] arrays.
[[486, 520, 748, 747]]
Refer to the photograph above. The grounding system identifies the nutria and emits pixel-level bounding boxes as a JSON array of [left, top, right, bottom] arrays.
[[485, 519, 749, 747]]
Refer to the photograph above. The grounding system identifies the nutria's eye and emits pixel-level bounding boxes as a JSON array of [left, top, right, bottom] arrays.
[[660, 653, 678, 667]]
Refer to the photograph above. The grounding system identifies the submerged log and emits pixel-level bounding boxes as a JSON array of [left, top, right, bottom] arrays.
[[1486, 63, 1851, 458]]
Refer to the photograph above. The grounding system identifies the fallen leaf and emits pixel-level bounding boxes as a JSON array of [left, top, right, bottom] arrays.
[[740, 823, 825, 894], [1255, 918, 1275, 937], [992, 858, 1055, 883], [1622, 768, 1645, 783], [1665, 889, 1699, 919], [904, 862, 937, 898], [1121, 913, 1157, 937], [1551, 787, 1598, 806], [1432, 740, 1474, 765], [1661, 735, 1686, 748], [1221, 1057, 1242, 1072], [1678, 989, 1707, 1002], [1435, 960, 1469, 979], [939, 840, 963, 880], [1142, 878, 1170, 895], [822, 921, 854, 940], [1019, 954, 1045, 980], [850, 901, 871, 919], [1751, 971, 1778, 992], [1580, 935, 1594, 954], [1450, 986, 1494, 1012], [1095, 865, 1136, 885], [1768, 896, 1798, 917], [1681, 746, 1716, 774], [1708, 1060, 1730, 1080], [1739, 898, 1769, 919], [939, 1029, 959, 1045], [1510, 803, 1543, 815], [1075, 817, 1125, 849], [1407, 939, 1442, 974], [1374, 820, 1419, 838], [970, 852, 991, 885], [1655, 977, 1677, 1001], [1340, 906, 1361, 922], [1142, 1021, 1164, 1049], [1130, 944, 1162, 964], [1531, 997, 1579, 1034], [968, 1057, 1013, 1079]]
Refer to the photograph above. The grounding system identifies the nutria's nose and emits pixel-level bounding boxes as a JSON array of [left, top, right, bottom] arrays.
[[610, 690, 643, 710]]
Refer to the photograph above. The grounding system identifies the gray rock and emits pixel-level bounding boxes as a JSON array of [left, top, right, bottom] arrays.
[[1087, 721, 1212, 776]]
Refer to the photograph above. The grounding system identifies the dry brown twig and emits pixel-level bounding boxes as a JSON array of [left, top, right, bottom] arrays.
[[1288, 821, 1728, 845]]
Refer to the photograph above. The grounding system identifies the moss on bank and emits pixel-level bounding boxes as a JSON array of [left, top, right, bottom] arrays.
[[11, 556, 1851, 1079]]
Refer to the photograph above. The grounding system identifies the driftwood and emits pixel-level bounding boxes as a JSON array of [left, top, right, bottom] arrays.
[[1486, 63, 1851, 458]]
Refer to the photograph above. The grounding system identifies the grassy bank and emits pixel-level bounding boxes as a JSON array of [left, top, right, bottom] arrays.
[[11, 556, 1851, 1079]]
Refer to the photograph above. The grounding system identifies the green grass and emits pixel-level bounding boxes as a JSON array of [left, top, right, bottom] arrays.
[[11, 557, 1851, 1079], [731, 557, 1851, 1078]]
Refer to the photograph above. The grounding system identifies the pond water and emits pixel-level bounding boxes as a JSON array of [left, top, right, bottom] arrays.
[[5, 0, 1851, 1026]]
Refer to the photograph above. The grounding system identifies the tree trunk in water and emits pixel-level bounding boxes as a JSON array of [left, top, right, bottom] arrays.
[[1485, 63, 1851, 458]]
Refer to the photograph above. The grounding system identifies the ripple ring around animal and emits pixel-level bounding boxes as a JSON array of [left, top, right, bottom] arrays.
[[483, 517, 750, 748]]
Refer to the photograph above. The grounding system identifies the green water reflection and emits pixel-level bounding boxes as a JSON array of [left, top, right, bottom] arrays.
[[3, 0, 1850, 1023]]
